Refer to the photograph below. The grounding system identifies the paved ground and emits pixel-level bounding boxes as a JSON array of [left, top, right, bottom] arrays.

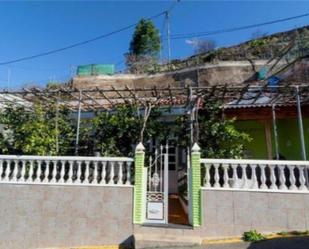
[[168, 194, 189, 225], [145, 236, 309, 249]]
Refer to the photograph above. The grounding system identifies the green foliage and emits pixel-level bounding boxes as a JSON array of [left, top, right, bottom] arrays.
[[249, 39, 268, 49], [92, 105, 169, 157], [0, 103, 75, 155], [243, 230, 266, 242], [129, 18, 160, 57], [176, 101, 251, 158], [126, 18, 161, 73]]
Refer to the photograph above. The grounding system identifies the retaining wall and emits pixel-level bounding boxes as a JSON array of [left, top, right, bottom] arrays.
[[0, 184, 133, 249], [201, 189, 309, 238]]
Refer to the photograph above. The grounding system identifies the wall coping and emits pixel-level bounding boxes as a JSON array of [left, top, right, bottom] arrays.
[[0, 182, 134, 188], [201, 187, 309, 194]]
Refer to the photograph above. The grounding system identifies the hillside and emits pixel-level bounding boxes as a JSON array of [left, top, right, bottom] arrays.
[[151, 25, 309, 74], [71, 26, 309, 90]]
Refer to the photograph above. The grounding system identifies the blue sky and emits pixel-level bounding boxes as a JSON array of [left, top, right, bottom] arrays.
[[0, 0, 309, 89]]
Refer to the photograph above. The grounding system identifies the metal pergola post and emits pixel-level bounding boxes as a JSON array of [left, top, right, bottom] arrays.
[[296, 86, 307, 161], [272, 105, 280, 160], [74, 90, 82, 155]]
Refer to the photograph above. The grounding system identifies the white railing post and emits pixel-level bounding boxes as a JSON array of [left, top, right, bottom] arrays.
[[279, 165, 287, 190], [35, 160, 42, 183], [28, 161, 34, 182], [110, 162, 115, 185], [20, 160, 26, 182], [118, 162, 123, 185], [251, 164, 259, 189], [102, 161, 107, 184], [214, 163, 220, 188], [93, 161, 98, 184], [126, 162, 131, 185], [203, 163, 211, 188], [299, 166, 307, 190], [270, 165, 278, 190], [260, 164, 267, 189], [67, 161, 73, 183], [223, 163, 229, 188], [84, 161, 90, 184], [231, 164, 238, 188], [241, 164, 248, 189], [3, 160, 9, 182], [289, 165, 297, 190]]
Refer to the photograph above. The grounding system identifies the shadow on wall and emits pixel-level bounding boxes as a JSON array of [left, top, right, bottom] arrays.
[[204, 237, 309, 249]]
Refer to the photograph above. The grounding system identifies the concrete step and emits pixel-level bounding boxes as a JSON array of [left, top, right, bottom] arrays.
[[133, 224, 202, 249]]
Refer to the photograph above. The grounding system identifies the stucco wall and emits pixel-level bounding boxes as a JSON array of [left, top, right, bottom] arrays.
[[0, 184, 133, 249], [201, 189, 309, 238], [236, 118, 309, 160]]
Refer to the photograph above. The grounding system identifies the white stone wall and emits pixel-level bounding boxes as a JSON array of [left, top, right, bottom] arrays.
[[201, 189, 309, 238], [0, 184, 133, 249]]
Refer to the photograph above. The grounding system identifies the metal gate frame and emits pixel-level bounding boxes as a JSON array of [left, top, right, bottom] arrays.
[[144, 145, 169, 224]]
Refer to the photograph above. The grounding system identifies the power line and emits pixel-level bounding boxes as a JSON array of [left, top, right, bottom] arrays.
[[0, 11, 166, 66], [171, 12, 309, 40]]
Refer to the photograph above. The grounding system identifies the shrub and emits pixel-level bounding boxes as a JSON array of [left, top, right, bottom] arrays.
[[243, 230, 266, 242]]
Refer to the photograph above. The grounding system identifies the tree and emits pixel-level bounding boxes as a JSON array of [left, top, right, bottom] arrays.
[[92, 104, 169, 157], [0, 103, 75, 155], [175, 100, 251, 158], [129, 18, 161, 57], [126, 18, 161, 73]]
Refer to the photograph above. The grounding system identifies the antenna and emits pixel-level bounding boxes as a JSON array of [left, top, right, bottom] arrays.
[[7, 67, 11, 91]]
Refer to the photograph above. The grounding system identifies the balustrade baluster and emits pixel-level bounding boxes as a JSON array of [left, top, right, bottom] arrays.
[[51, 161, 57, 183], [28, 161, 34, 182], [110, 162, 115, 185], [299, 166, 307, 190], [241, 164, 248, 189], [289, 165, 297, 190], [118, 162, 123, 185], [67, 161, 73, 183], [102, 161, 107, 184], [84, 161, 90, 183], [36, 161, 42, 182], [251, 164, 259, 189], [270, 165, 278, 189], [279, 165, 287, 190], [126, 162, 132, 185], [214, 164, 220, 188], [3, 160, 9, 181], [12, 160, 18, 182], [0, 160, 3, 180], [43, 161, 49, 183], [58, 161, 65, 183], [76, 161, 82, 183], [93, 161, 98, 184], [260, 164, 267, 189], [231, 164, 238, 188], [204, 163, 211, 188], [222, 164, 229, 188], [20, 160, 26, 182]]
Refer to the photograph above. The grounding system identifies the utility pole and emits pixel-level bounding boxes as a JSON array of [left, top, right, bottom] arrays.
[[166, 11, 171, 63]]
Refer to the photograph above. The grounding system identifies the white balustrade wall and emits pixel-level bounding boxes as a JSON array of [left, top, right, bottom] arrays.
[[201, 158, 309, 192], [0, 155, 134, 186]]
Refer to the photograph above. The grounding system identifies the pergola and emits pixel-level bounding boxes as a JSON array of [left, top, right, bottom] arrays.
[[1, 84, 309, 159]]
